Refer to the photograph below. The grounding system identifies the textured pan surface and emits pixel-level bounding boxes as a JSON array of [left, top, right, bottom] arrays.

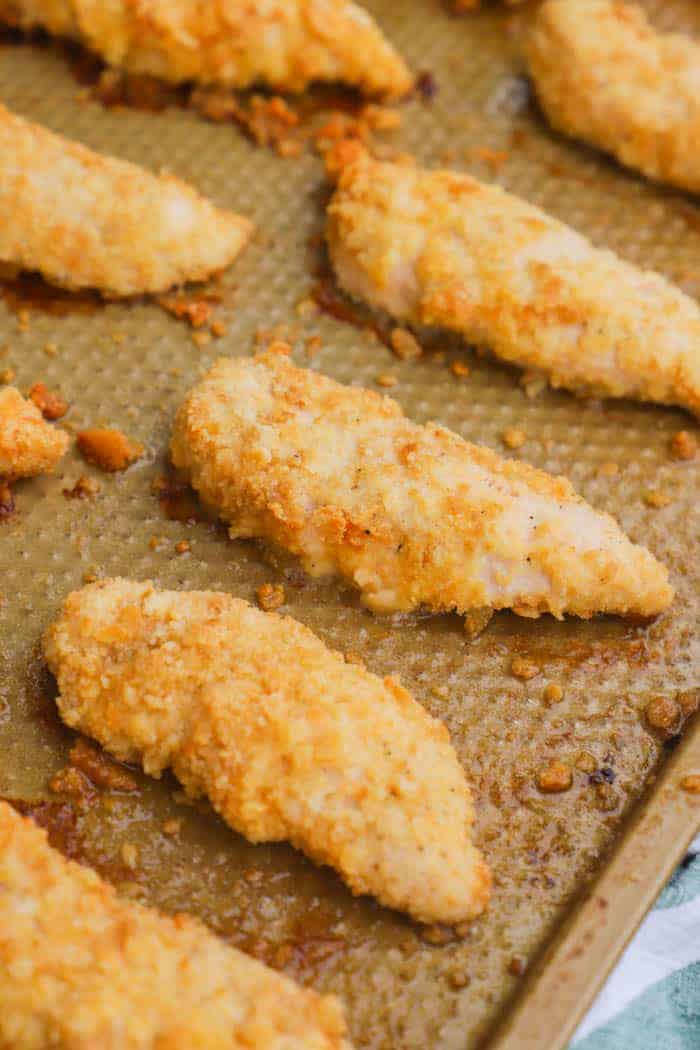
[[0, 2, 698, 1048]]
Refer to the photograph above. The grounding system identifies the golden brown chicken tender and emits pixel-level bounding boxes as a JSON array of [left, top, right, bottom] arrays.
[[0, 103, 251, 296], [326, 146, 700, 418], [0, 386, 69, 480], [527, 0, 700, 195], [0, 0, 412, 98], [171, 348, 672, 621], [44, 578, 490, 925], [0, 800, 350, 1050]]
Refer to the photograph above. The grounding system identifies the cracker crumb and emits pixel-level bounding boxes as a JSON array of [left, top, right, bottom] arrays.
[[645, 695, 681, 733], [162, 818, 182, 835], [643, 489, 671, 508], [670, 430, 697, 461], [450, 360, 470, 378], [0, 367, 16, 384], [536, 760, 572, 793], [376, 373, 398, 388], [210, 320, 227, 339], [77, 428, 143, 472], [256, 581, 286, 611], [680, 774, 700, 794], [390, 327, 423, 360], [121, 842, 138, 869], [511, 655, 540, 680], [28, 382, 68, 420], [63, 476, 101, 500], [502, 426, 526, 450], [597, 461, 619, 478], [174, 540, 191, 555], [543, 682, 564, 705]]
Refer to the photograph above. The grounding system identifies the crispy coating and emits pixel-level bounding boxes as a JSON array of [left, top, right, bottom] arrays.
[[527, 0, 700, 195], [326, 147, 700, 417], [0, 103, 251, 296], [170, 349, 672, 620], [0, 386, 69, 480], [0, 801, 349, 1050], [0, 0, 411, 98], [44, 578, 490, 924]]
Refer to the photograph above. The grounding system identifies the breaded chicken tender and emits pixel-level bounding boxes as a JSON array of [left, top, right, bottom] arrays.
[[44, 578, 490, 925], [326, 147, 700, 417], [0, 103, 251, 296], [170, 349, 672, 620], [0, 386, 69, 479], [528, 0, 700, 195], [0, 801, 350, 1050], [0, 0, 411, 98]]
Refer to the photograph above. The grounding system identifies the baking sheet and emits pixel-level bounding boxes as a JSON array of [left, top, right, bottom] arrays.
[[0, 2, 698, 1047]]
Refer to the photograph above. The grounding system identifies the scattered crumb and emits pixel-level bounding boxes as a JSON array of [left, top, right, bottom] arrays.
[[376, 373, 398, 388], [28, 382, 68, 421], [597, 461, 619, 478], [48, 765, 96, 809], [502, 426, 526, 450], [77, 427, 143, 472], [121, 842, 138, 869], [256, 581, 286, 611], [149, 535, 166, 550], [536, 760, 573, 793], [670, 430, 697, 461], [510, 655, 540, 681], [680, 774, 700, 794], [162, 817, 182, 835], [157, 293, 217, 329], [174, 539, 191, 555], [645, 696, 681, 734], [111, 331, 126, 345], [421, 924, 453, 946], [507, 956, 526, 977], [210, 320, 227, 339], [43, 341, 58, 357], [643, 489, 671, 508], [450, 360, 470, 379], [0, 367, 16, 384], [463, 607, 493, 640], [390, 327, 422, 361], [575, 751, 597, 773], [63, 476, 101, 500], [543, 682, 564, 705]]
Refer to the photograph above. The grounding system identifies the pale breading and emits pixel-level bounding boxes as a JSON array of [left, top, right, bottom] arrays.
[[0, 386, 69, 480], [44, 578, 491, 925], [326, 147, 700, 417], [0, 0, 412, 98], [0, 800, 350, 1050], [0, 103, 252, 297], [170, 348, 672, 620], [527, 0, 700, 195]]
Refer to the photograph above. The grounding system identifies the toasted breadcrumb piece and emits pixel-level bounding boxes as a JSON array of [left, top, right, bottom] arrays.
[[77, 428, 142, 472], [0, 386, 68, 480], [170, 350, 672, 621], [0, 0, 411, 99], [0, 801, 350, 1050], [0, 102, 251, 297], [28, 382, 68, 420], [528, 1, 700, 195], [326, 148, 700, 418], [44, 578, 490, 925]]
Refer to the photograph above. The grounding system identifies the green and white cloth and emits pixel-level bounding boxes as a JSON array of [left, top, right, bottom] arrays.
[[572, 835, 700, 1049]]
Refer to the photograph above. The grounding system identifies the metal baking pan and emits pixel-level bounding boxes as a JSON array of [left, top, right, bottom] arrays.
[[0, 2, 697, 1047]]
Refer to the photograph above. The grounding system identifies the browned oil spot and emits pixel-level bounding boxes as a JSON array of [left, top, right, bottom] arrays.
[[311, 274, 393, 349], [0, 480, 15, 520], [152, 474, 205, 524], [1, 273, 101, 316], [6, 797, 84, 858]]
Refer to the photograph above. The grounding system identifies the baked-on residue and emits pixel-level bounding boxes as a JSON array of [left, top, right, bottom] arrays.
[[44, 578, 490, 925], [326, 146, 700, 417], [0, 800, 350, 1050], [171, 348, 672, 621], [0, 102, 252, 296], [0, 0, 412, 98], [0, 386, 69, 479], [527, 0, 700, 195]]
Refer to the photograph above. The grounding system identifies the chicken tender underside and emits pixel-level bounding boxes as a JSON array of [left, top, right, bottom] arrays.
[[0, 103, 251, 296], [527, 0, 700, 195], [44, 579, 490, 925], [0, 0, 411, 97], [326, 149, 700, 418], [0, 801, 349, 1050], [170, 349, 672, 621], [0, 386, 68, 479]]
